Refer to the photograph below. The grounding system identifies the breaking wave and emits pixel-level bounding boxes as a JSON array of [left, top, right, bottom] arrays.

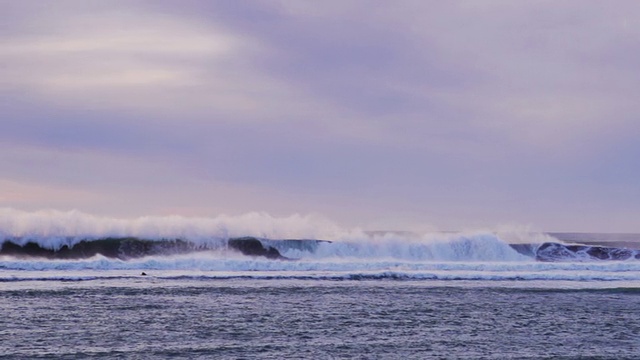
[[1, 208, 640, 282]]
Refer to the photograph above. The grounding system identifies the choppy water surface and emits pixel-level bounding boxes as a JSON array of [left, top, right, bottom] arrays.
[[2, 278, 640, 359]]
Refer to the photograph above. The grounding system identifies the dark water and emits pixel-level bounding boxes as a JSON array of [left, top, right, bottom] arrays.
[[2, 279, 640, 359]]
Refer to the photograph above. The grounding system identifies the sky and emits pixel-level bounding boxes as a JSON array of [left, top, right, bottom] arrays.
[[1, 0, 639, 233]]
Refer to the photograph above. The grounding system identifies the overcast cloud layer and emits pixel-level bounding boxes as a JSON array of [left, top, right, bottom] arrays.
[[1, 0, 639, 232]]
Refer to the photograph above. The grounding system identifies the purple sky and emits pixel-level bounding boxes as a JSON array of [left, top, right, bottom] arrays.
[[1, 0, 639, 232]]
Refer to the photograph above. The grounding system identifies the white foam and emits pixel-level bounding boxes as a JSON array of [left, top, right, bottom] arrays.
[[290, 233, 529, 262], [3, 254, 640, 282]]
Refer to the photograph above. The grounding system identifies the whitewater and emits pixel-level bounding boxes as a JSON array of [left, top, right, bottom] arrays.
[[2, 208, 640, 284]]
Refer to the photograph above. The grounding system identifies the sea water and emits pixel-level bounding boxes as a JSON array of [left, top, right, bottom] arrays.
[[2, 278, 640, 359], [2, 210, 640, 358]]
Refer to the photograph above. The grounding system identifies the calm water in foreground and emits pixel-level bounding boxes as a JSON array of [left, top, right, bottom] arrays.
[[1, 277, 640, 359]]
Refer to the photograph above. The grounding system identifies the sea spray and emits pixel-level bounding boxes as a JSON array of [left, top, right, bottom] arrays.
[[0, 208, 357, 247]]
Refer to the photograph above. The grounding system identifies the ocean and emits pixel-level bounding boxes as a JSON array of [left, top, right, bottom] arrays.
[[1, 211, 640, 358]]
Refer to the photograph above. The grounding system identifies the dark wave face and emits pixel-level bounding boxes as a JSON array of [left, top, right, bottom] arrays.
[[0, 237, 292, 260], [535, 242, 640, 262]]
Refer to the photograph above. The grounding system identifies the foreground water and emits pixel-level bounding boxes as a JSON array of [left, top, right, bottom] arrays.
[[2, 277, 640, 359]]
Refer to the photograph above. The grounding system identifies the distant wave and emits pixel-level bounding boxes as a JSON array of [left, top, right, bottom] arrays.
[[3, 235, 640, 282], [2, 209, 640, 283], [1, 234, 639, 263]]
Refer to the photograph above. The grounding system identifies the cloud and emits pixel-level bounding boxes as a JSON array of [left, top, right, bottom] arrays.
[[7, 0, 637, 152], [1, 1, 640, 231], [0, 179, 103, 206], [0, 2, 312, 121], [160, 0, 640, 160]]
